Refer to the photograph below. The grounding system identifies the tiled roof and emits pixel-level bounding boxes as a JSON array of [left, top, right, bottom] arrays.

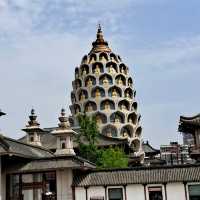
[[73, 165, 200, 186], [180, 114, 200, 127], [0, 136, 54, 158]]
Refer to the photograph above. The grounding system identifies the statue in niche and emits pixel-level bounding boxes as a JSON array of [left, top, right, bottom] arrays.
[[121, 67, 125, 74], [82, 68, 87, 76], [112, 88, 118, 98], [86, 78, 93, 87], [75, 73, 79, 79], [121, 104, 127, 111], [75, 107, 80, 114], [128, 80, 132, 87], [100, 56, 106, 63], [96, 116, 102, 125], [117, 77, 123, 86], [114, 116, 120, 123], [125, 91, 130, 99], [107, 130, 112, 137], [122, 131, 129, 138], [104, 101, 111, 111], [87, 103, 93, 112], [109, 64, 116, 75], [90, 56, 95, 64], [80, 91, 86, 101], [103, 76, 109, 86], [95, 89, 101, 98], [128, 117, 133, 123], [76, 81, 80, 89], [94, 64, 101, 76]]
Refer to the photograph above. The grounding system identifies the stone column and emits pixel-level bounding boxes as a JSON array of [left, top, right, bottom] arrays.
[[56, 169, 73, 200]]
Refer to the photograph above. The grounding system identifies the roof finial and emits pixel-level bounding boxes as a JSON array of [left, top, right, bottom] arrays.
[[27, 108, 40, 127], [58, 108, 70, 129], [89, 24, 111, 54]]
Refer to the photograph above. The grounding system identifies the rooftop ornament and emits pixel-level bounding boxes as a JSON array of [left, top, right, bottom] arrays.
[[89, 24, 111, 54]]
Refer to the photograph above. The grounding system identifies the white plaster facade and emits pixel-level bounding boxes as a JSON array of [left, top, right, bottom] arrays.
[[74, 182, 200, 200]]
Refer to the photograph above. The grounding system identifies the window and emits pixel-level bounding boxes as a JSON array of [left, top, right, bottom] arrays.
[[108, 188, 123, 200], [188, 184, 200, 200], [148, 187, 163, 200]]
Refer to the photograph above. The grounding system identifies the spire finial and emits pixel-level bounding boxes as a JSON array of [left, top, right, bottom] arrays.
[[58, 108, 70, 128], [27, 108, 40, 127], [89, 25, 111, 54]]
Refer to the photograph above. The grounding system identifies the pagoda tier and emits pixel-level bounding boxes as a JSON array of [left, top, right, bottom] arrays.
[[69, 25, 144, 162]]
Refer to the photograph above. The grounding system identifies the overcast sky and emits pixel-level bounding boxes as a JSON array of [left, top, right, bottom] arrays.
[[0, 0, 199, 147]]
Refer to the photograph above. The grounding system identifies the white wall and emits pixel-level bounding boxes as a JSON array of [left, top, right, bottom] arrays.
[[57, 169, 73, 200], [166, 183, 186, 200], [88, 186, 105, 200], [75, 187, 86, 200], [127, 184, 145, 200]]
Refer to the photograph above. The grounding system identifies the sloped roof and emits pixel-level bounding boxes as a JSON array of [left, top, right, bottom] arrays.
[[143, 141, 160, 155], [0, 135, 54, 158], [19, 130, 128, 150], [73, 164, 200, 186]]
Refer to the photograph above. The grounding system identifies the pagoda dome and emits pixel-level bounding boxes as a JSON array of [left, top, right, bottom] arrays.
[[70, 25, 144, 161]]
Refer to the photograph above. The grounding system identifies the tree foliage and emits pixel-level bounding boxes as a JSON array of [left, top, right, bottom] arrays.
[[76, 114, 128, 168], [97, 147, 128, 169]]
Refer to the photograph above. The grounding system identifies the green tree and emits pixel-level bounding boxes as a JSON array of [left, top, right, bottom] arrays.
[[97, 147, 128, 168], [76, 114, 128, 168], [76, 114, 99, 163]]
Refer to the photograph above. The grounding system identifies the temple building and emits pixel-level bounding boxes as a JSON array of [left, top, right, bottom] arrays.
[[0, 27, 200, 200], [179, 114, 200, 162], [70, 25, 144, 163]]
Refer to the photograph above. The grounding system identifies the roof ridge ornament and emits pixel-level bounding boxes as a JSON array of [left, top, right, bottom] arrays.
[[27, 108, 40, 127], [89, 24, 111, 54], [58, 108, 70, 129]]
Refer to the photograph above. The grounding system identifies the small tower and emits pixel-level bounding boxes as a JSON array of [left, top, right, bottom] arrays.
[[22, 109, 43, 146], [52, 108, 77, 156]]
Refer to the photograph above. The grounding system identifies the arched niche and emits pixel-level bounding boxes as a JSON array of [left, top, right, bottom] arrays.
[[135, 126, 142, 138], [138, 115, 141, 123], [99, 52, 108, 63], [131, 102, 137, 111], [75, 67, 79, 79], [89, 53, 97, 64], [115, 74, 126, 86], [110, 111, 125, 123], [120, 125, 134, 138], [95, 112, 107, 125], [91, 86, 105, 98], [71, 92, 76, 104], [99, 74, 113, 87], [102, 125, 118, 137], [74, 79, 82, 89], [128, 77, 133, 87], [110, 53, 119, 63], [74, 104, 81, 115], [134, 90, 136, 98], [119, 63, 128, 75], [124, 88, 133, 99], [100, 99, 115, 111], [108, 86, 122, 98], [81, 55, 88, 64], [118, 55, 122, 62], [130, 138, 140, 152], [128, 112, 137, 124], [119, 100, 130, 111], [81, 64, 89, 76], [85, 75, 96, 87], [92, 62, 104, 76], [78, 89, 88, 101], [106, 62, 118, 74], [84, 101, 97, 112]]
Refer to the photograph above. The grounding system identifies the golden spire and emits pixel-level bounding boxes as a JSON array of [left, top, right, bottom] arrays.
[[89, 24, 111, 54]]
